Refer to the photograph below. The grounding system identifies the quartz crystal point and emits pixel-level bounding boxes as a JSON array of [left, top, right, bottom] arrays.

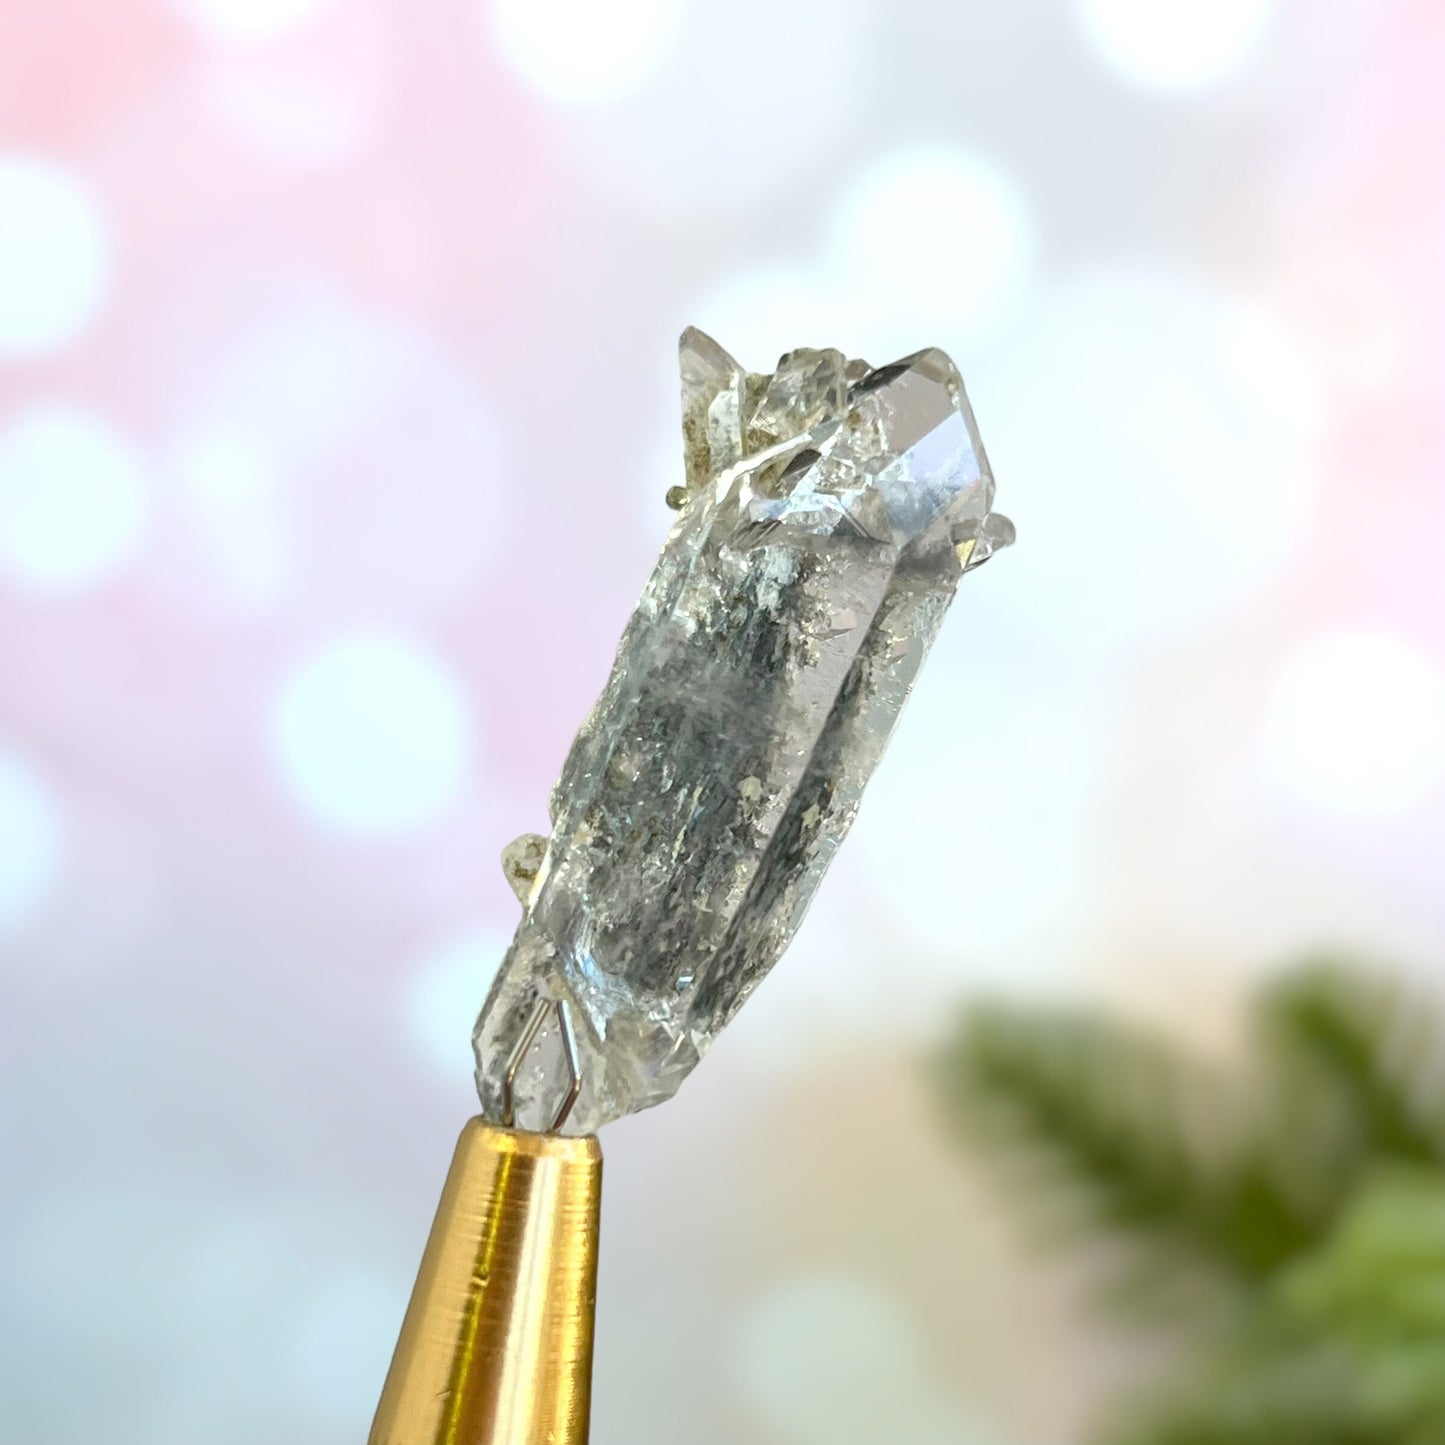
[[473, 329, 1011, 1133]]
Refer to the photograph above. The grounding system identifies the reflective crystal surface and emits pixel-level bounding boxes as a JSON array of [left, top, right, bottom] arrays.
[[473, 329, 1010, 1133]]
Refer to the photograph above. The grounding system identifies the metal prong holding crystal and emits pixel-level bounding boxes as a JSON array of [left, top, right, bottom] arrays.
[[473, 329, 1012, 1133]]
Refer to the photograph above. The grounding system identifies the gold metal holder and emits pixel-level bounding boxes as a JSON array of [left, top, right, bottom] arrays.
[[369, 1118, 603, 1445]]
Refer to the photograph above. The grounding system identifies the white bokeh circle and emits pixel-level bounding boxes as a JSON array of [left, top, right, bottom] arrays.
[[1263, 628, 1445, 818], [182, 291, 509, 622], [688, 143, 1032, 387], [0, 745, 65, 937], [735, 1273, 984, 1445], [0, 158, 108, 358], [488, 0, 684, 107], [169, 0, 338, 44], [831, 148, 1035, 357], [1076, 0, 1277, 92], [0, 405, 151, 596], [565, 0, 865, 215], [173, 429, 290, 609], [406, 927, 509, 1081], [271, 632, 474, 837], [979, 267, 1318, 659], [853, 628, 1110, 963]]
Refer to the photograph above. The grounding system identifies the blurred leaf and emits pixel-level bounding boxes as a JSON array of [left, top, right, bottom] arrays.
[[1108, 1340, 1402, 1445], [933, 961, 1445, 1445], [1258, 962, 1445, 1168], [1275, 1170, 1445, 1347], [933, 1003, 1331, 1293]]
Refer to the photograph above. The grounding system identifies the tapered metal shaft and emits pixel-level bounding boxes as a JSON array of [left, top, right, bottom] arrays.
[[369, 1119, 602, 1445]]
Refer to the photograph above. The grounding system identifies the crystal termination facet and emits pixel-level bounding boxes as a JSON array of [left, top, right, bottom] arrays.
[[473, 329, 1011, 1133]]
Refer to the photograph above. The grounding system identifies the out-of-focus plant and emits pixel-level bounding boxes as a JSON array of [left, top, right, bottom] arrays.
[[933, 961, 1445, 1444]]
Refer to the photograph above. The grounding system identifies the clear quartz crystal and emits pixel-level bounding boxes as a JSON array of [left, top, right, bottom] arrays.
[[473, 328, 1011, 1133]]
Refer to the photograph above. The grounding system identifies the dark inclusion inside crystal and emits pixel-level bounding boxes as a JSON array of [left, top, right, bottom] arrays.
[[473, 329, 1011, 1133]]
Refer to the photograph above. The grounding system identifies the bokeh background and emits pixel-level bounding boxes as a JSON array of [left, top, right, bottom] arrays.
[[2, 0, 1443, 1441]]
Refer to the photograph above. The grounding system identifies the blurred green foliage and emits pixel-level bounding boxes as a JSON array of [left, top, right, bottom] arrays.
[[933, 961, 1445, 1444]]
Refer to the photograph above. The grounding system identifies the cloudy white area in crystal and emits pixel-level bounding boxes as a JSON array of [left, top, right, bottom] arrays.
[[472, 330, 1011, 1133]]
